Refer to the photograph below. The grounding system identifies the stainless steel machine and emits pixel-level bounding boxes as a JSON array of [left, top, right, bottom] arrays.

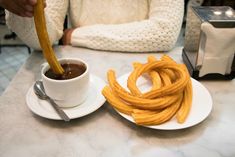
[[183, 6, 235, 79]]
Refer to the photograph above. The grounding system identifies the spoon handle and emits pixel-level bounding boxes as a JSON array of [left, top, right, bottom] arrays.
[[48, 98, 70, 122]]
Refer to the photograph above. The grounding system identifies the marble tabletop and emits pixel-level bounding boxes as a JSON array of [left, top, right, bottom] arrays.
[[0, 46, 234, 157]]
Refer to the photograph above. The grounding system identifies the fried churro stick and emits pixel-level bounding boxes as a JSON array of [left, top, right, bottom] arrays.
[[132, 62, 161, 95], [128, 61, 190, 99], [102, 86, 134, 115], [107, 70, 180, 110], [132, 109, 162, 115], [149, 70, 162, 91], [132, 62, 142, 69], [161, 55, 176, 63], [147, 55, 157, 62], [102, 55, 193, 126], [132, 56, 162, 95], [34, 0, 64, 74], [132, 94, 183, 125], [160, 55, 178, 82], [147, 56, 162, 90], [158, 70, 172, 86], [176, 75, 193, 123]]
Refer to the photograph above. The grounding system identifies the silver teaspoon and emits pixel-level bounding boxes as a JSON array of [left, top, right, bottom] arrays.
[[33, 80, 70, 122]]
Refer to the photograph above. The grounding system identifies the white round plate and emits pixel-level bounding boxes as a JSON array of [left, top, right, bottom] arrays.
[[116, 73, 213, 130], [26, 74, 106, 120]]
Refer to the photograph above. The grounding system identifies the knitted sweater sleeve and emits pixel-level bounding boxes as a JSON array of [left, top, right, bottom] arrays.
[[5, 0, 68, 50], [71, 0, 184, 52]]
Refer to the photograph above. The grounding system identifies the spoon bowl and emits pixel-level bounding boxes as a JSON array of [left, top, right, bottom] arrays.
[[34, 81, 47, 99], [33, 81, 70, 122]]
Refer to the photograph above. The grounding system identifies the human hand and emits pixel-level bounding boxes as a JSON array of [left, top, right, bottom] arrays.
[[62, 28, 76, 45], [0, 0, 46, 17]]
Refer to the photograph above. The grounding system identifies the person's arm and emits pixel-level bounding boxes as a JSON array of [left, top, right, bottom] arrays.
[[5, 0, 68, 50], [70, 0, 184, 52]]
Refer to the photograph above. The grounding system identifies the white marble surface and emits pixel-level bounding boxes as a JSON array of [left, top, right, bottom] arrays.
[[0, 46, 235, 157]]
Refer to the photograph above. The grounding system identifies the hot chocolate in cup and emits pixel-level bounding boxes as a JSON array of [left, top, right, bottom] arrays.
[[41, 58, 90, 108]]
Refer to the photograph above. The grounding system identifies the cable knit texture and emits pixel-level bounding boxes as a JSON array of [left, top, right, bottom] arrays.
[[6, 0, 184, 52]]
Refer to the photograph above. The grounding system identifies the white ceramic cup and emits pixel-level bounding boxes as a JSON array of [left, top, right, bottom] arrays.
[[41, 58, 90, 108]]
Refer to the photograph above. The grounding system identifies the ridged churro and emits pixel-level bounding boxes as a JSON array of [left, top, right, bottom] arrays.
[[102, 55, 193, 126]]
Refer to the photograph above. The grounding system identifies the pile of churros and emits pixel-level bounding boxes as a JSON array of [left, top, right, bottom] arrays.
[[102, 55, 193, 126]]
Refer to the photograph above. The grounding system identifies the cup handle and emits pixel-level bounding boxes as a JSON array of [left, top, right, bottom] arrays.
[[41, 62, 48, 70]]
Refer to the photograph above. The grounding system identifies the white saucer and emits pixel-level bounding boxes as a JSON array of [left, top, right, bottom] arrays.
[[115, 73, 213, 130], [26, 74, 106, 120]]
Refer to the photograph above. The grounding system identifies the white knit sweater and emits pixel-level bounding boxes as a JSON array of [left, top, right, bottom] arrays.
[[6, 0, 184, 52]]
